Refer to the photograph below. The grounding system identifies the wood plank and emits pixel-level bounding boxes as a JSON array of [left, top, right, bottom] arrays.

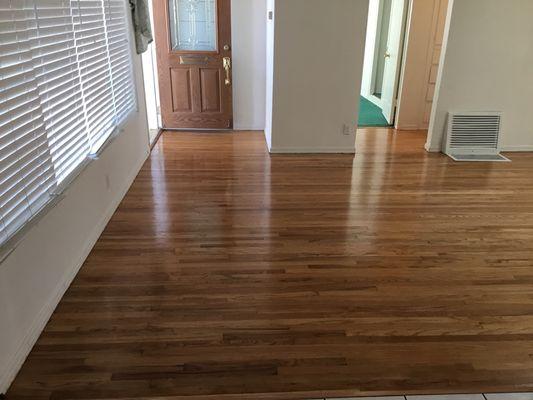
[[7, 129, 533, 399]]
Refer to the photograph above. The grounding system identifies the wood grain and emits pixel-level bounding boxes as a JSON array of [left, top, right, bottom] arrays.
[[153, 0, 233, 129], [7, 129, 533, 399]]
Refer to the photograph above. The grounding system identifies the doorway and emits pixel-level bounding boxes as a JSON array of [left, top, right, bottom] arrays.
[[359, 0, 408, 127], [152, 0, 234, 130]]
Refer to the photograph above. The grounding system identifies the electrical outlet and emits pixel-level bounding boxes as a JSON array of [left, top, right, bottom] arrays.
[[342, 124, 353, 136]]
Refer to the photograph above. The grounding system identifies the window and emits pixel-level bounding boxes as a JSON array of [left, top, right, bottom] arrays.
[[0, 0, 136, 247], [169, 0, 217, 51]]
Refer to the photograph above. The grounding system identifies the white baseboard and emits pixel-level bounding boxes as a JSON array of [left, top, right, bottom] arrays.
[[232, 125, 266, 131], [394, 124, 421, 130], [0, 152, 148, 395], [424, 141, 442, 153], [269, 146, 356, 154], [502, 145, 533, 152]]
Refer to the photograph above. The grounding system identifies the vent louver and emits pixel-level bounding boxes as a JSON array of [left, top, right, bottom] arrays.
[[444, 112, 508, 162]]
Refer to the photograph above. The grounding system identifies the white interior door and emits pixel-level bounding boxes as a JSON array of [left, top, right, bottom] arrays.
[[380, 0, 407, 124]]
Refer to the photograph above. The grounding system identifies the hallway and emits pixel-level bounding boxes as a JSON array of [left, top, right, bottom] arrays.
[[7, 129, 533, 399], [358, 97, 390, 127]]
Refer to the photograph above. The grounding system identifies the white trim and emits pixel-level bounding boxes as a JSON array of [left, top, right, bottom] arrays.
[[0, 152, 149, 395], [394, 124, 422, 130], [233, 126, 266, 131], [269, 147, 356, 154], [501, 145, 533, 152], [366, 94, 384, 109], [425, 141, 441, 152]]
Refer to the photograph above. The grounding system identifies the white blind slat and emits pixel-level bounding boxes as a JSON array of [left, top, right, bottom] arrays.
[[0, 0, 135, 247], [0, 1, 56, 241], [33, 0, 90, 186]]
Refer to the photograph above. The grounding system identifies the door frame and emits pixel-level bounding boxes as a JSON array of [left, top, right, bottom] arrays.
[[364, 0, 409, 124]]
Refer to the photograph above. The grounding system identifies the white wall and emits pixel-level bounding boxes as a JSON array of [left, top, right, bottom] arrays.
[[427, 0, 533, 152], [267, 0, 369, 153], [231, 0, 267, 131], [0, 33, 151, 395]]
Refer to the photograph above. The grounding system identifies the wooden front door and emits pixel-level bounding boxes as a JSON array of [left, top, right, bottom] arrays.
[[153, 0, 233, 129]]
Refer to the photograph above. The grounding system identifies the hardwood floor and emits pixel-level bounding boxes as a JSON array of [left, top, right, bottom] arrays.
[[7, 129, 533, 399]]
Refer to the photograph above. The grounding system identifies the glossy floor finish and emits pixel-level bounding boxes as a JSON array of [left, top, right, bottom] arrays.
[[7, 129, 533, 399], [322, 395, 533, 400]]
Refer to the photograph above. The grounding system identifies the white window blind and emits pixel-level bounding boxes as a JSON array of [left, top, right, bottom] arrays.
[[73, 0, 116, 152], [105, 0, 135, 123], [34, 0, 90, 182], [0, 2, 57, 244], [0, 0, 135, 248]]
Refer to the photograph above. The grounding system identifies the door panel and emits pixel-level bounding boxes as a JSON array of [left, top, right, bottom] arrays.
[[154, 0, 233, 129], [170, 68, 193, 112], [380, 0, 407, 124], [200, 69, 221, 112]]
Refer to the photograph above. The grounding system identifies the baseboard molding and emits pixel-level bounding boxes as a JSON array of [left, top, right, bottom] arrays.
[[394, 124, 421, 131], [269, 146, 356, 154], [502, 145, 533, 152], [0, 152, 149, 395], [232, 126, 266, 131], [424, 141, 442, 153]]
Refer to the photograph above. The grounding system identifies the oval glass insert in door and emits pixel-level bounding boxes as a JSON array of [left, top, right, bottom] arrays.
[[169, 0, 218, 51]]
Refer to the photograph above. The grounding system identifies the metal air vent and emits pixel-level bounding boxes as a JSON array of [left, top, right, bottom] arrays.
[[444, 112, 509, 162]]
